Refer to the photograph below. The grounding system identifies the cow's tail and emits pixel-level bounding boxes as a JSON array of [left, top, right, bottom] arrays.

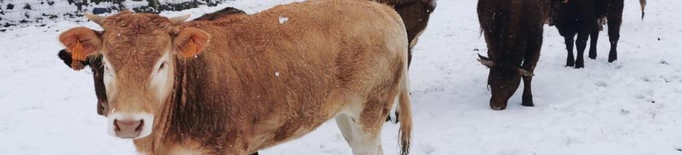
[[398, 61, 412, 155], [640, 0, 647, 20]]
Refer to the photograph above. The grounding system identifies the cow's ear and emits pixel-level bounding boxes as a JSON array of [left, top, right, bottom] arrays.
[[59, 27, 101, 70], [173, 27, 210, 59]]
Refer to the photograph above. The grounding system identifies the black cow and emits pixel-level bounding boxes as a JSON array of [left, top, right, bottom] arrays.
[[477, 0, 548, 110], [58, 50, 109, 115], [551, 0, 647, 68], [381, 0, 437, 66]]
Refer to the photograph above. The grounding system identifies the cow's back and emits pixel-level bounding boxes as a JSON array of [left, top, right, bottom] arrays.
[[477, 0, 547, 61]]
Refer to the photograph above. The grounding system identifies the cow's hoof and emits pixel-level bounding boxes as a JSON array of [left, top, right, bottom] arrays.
[[521, 103, 534, 107], [608, 58, 617, 63], [385, 112, 399, 124], [574, 64, 584, 69], [588, 54, 596, 59]]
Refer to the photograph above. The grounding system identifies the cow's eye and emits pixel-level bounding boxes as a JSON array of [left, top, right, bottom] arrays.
[[158, 61, 166, 72]]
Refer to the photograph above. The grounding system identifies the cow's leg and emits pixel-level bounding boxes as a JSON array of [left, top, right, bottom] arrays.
[[407, 48, 413, 68], [575, 31, 589, 68], [607, 11, 623, 62], [588, 23, 600, 59], [564, 35, 575, 67], [337, 93, 395, 155], [335, 113, 384, 155], [521, 27, 543, 107]]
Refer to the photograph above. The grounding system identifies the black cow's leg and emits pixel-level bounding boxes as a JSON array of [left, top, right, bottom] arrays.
[[564, 35, 575, 67], [607, 12, 623, 62], [588, 24, 599, 59], [521, 28, 543, 107], [407, 47, 413, 68], [575, 31, 589, 68]]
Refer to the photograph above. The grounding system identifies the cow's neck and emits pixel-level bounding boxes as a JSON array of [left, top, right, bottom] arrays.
[[135, 57, 241, 153]]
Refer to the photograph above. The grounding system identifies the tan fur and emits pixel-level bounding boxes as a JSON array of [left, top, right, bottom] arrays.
[[59, 0, 411, 154]]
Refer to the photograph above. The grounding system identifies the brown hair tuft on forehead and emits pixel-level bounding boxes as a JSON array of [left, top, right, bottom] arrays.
[[101, 10, 175, 35]]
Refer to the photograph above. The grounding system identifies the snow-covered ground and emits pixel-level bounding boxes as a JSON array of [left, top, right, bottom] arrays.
[[1, 0, 681, 154]]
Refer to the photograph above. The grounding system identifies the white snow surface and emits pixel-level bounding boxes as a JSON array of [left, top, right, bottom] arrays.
[[1, 0, 681, 154]]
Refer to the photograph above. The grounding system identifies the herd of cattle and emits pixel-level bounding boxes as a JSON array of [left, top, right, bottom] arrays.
[[54, 0, 646, 154]]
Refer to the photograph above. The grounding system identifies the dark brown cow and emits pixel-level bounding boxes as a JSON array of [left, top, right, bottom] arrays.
[[58, 50, 109, 115], [477, 0, 548, 110], [380, 0, 436, 123], [377, 0, 437, 66], [550, 0, 647, 68], [58, 0, 412, 154], [57, 7, 247, 117]]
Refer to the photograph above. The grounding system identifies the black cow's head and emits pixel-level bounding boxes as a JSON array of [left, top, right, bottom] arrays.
[[58, 49, 109, 116], [390, 0, 437, 48], [478, 54, 533, 110]]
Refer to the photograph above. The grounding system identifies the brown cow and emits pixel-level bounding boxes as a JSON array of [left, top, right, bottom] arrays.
[[379, 0, 436, 123], [56, 7, 247, 117], [58, 50, 109, 115], [58, 0, 412, 154], [377, 0, 437, 66], [477, 0, 548, 110]]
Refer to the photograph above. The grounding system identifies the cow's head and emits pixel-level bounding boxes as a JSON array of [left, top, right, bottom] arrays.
[[58, 11, 210, 139], [546, 0, 565, 26], [478, 54, 533, 110], [58, 49, 110, 116], [390, 0, 437, 48]]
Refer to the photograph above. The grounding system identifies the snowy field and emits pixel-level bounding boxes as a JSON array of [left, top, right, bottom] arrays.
[[1, 0, 681, 154]]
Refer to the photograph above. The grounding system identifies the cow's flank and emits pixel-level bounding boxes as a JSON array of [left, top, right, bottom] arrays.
[[58, 0, 412, 154]]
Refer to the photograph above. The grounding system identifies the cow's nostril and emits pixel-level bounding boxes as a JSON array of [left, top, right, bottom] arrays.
[[114, 119, 121, 131], [135, 120, 144, 132]]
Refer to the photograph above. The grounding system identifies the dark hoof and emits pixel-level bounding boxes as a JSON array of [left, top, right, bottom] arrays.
[[521, 102, 534, 107], [574, 64, 584, 69], [608, 58, 617, 63], [588, 54, 596, 59], [566, 58, 575, 67], [385, 111, 400, 123]]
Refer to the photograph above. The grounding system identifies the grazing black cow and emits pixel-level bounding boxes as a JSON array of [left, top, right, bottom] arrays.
[[477, 0, 548, 110], [551, 0, 647, 68]]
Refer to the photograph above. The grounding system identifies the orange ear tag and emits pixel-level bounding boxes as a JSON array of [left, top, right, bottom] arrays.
[[70, 42, 87, 70]]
